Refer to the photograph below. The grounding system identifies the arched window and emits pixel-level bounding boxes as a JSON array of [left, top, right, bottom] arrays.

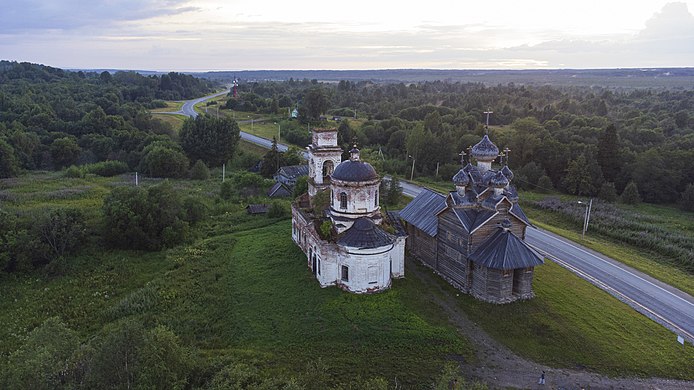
[[340, 192, 347, 209], [322, 160, 334, 177], [375, 190, 378, 207]]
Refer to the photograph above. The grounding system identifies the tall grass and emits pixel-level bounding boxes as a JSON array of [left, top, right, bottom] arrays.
[[531, 197, 694, 273]]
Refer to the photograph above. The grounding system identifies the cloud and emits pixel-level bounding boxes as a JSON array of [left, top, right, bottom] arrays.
[[0, 0, 197, 32]]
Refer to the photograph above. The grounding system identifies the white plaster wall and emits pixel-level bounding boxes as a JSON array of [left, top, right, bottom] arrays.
[[390, 237, 406, 278], [313, 130, 338, 147], [335, 245, 397, 293], [332, 181, 379, 214]]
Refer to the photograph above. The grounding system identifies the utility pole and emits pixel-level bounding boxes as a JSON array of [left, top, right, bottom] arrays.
[[578, 199, 593, 239], [135, 172, 138, 186], [222, 164, 225, 183], [408, 155, 415, 181]]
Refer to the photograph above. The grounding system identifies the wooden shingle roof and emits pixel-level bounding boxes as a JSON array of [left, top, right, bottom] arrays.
[[469, 223, 543, 270], [399, 188, 446, 237]]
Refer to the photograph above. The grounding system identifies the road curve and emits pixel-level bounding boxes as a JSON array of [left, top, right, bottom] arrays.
[[177, 92, 694, 343]]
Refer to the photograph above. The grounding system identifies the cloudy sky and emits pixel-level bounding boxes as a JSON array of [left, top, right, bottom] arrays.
[[1, 0, 693, 71]]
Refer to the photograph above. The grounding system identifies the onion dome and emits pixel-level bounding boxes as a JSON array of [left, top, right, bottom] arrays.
[[452, 169, 470, 186], [490, 171, 509, 188], [332, 160, 378, 182], [337, 217, 394, 249], [471, 135, 499, 162], [349, 146, 361, 161], [500, 218, 513, 231], [501, 165, 514, 181]]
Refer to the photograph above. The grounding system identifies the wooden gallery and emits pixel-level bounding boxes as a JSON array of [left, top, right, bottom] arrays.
[[400, 133, 543, 304]]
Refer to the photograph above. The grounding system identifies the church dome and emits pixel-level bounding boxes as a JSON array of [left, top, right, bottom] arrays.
[[490, 171, 509, 188], [501, 165, 514, 181], [331, 160, 378, 182], [452, 169, 470, 186], [337, 217, 394, 249], [471, 135, 499, 162]]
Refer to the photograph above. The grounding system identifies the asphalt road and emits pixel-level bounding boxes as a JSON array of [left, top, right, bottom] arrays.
[[181, 89, 231, 118], [180, 91, 694, 343]]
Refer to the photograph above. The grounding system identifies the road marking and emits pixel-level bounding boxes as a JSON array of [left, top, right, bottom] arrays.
[[533, 245, 694, 341], [531, 229, 694, 309]]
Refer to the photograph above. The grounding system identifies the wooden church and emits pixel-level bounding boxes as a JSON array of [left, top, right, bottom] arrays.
[[400, 132, 543, 304]]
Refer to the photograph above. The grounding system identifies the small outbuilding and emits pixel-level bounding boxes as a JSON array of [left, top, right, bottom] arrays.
[[246, 204, 269, 215]]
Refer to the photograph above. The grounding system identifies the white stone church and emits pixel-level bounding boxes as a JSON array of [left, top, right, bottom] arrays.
[[291, 127, 406, 293]]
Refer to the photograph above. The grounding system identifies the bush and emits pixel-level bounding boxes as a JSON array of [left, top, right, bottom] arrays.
[[183, 196, 208, 224], [267, 201, 287, 218], [36, 208, 86, 262], [102, 182, 189, 250], [64, 165, 85, 178], [220, 181, 234, 200], [84, 160, 129, 176], [189, 159, 210, 180], [621, 181, 641, 204]]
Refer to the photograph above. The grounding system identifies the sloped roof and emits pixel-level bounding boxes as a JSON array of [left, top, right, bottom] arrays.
[[246, 204, 269, 214], [268, 182, 291, 197], [386, 211, 408, 237], [400, 188, 446, 237], [469, 209, 497, 233], [510, 203, 532, 226], [469, 227, 544, 270], [337, 218, 395, 249], [278, 165, 309, 179]]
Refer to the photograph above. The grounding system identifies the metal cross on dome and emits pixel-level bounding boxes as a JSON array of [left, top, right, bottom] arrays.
[[483, 109, 493, 134]]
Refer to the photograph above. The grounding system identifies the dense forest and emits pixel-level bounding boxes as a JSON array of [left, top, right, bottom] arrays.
[[230, 77, 694, 207], [0, 60, 216, 176]]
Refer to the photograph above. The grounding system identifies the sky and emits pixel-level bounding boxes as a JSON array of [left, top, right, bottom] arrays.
[[1, 0, 693, 71]]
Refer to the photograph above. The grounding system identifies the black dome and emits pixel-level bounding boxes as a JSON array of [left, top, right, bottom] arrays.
[[338, 218, 394, 249], [331, 160, 378, 182]]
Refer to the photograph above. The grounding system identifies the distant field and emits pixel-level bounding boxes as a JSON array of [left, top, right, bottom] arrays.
[[150, 101, 184, 112], [152, 112, 187, 131]]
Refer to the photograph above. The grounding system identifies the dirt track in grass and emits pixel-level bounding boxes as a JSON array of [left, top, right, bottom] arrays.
[[408, 259, 694, 390]]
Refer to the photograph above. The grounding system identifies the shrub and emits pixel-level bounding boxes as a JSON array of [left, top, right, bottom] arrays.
[[64, 165, 85, 178], [183, 196, 208, 224], [220, 181, 234, 200], [102, 182, 189, 250], [189, 159, 210, 180], [267, 201, 287, 218], [84, 160, 129, 176], [621, 181, 641, 204], [36, 208, 86, 261]]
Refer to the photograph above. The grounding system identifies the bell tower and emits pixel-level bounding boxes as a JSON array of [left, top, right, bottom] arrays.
[[307, 127, 343, 198]]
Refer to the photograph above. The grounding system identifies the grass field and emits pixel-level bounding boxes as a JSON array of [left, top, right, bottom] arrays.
[[150, 101, 184, 112], [520, 192, 694, 296], [152, 112, 187, 131], [1, 172, 692, 386]]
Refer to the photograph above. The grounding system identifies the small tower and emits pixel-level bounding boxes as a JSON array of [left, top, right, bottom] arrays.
[[307, 128, 342, 198]]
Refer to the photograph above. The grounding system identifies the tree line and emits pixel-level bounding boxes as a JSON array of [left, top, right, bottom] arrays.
[[230, 78, 693, 207]]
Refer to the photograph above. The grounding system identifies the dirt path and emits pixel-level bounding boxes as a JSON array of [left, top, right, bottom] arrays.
[[408, 259, 694, 390]]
